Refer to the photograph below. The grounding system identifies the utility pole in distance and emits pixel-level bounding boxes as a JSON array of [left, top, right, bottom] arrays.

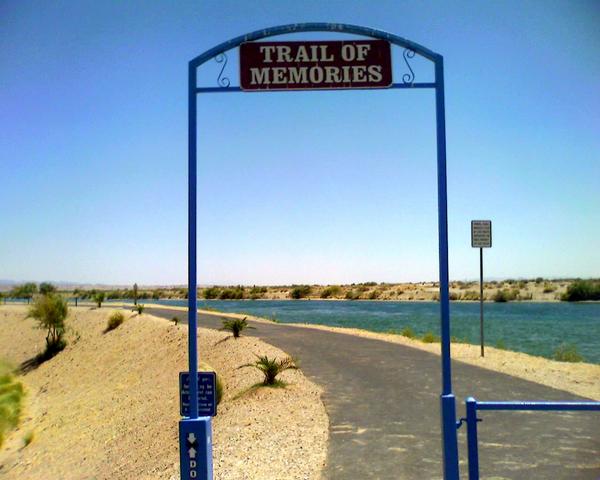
[[471, 220, 492, 357]]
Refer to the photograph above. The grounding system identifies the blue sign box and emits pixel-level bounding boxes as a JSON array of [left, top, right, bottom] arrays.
[[180, 417, 213, 480], [179, 371, 217, 417]]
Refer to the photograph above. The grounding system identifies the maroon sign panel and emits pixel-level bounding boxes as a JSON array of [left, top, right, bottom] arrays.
[[240, 40, 392, 91]]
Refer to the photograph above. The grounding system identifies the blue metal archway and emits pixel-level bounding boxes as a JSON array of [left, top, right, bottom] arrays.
[[185, 23, 458, 480]]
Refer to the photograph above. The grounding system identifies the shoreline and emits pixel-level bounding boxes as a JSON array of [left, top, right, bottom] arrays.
[[142, 303, 600, 401]]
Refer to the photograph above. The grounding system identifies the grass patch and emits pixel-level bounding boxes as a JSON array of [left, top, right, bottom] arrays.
[[552, 343, 583, 362], [422, 331, 440, 343], [0, 361, 25, 448], [23, 429, 35, 447], [400, 326, 416, 339], [105, 311, 125, 332]]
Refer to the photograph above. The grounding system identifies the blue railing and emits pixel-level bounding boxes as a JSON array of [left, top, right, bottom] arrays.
[[463, 397, 600, 480]]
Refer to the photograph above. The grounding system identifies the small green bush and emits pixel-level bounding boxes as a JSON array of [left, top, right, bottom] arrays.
[[290, 285, 311, 299], [345, 290, 360, 300], [320, 286, 341, 298], [462, 290, 480, 301], [422, 331, 440, 343], [543, 282, 556, 293], [552, 343, 583, 362], [133, 304, 145, 315], [561, 280, 600, 302], [493, 289, 517, 302], [219, 286, 245, 300], [106, 311, 125, 331], [203, 287, 220, 299], [400, 326, 416, 339]]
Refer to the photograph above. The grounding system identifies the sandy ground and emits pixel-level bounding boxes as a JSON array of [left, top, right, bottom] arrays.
[[158, 306, 600, 402], [0, 305, 328, 480]]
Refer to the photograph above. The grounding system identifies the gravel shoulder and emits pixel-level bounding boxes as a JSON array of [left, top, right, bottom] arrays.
[[0, 305, 328, 480]]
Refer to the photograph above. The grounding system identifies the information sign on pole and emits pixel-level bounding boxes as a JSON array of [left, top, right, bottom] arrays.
[[240, 40, 392, 91], [471, 220, 492, 357], [180, 372, 217, 417], [471, 220, 492, 248]]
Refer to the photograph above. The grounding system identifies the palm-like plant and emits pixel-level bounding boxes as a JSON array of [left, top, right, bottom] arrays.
[[240, 355, 298, 385], [220, 317, 254, 338], [133, 304, 145, 315]]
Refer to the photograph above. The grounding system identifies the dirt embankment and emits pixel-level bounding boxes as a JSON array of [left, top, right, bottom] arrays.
[[0, 305, 328, 479]]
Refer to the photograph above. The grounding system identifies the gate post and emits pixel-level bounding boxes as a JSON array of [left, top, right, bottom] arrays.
[[434, 55, 460, 480], [466, 397, 480, 480]]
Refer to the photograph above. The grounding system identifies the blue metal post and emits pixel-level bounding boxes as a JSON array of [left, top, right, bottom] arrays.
[[188, 63, 199, 419], [434, 55, 460, 480], [466, 397, 480, 480]]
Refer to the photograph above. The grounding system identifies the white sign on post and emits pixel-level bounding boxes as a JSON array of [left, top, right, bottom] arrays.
[[471, 220, 492, 248]]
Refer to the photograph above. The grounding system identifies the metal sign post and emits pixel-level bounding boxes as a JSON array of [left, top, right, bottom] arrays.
[[471, 220, 492, 357], [186, 23, 459, 480]]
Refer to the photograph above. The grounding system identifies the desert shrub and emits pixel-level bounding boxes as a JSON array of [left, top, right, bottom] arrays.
[[535, 277, 544, 284], [219, 286, 244, 300], [203, 287, 220, 299], [0, 362, 24, 447], [543, 282, 556, 293], [400, 326, 415, 339], [106, 311, 125, 331], [10, 282, 37, 303], [552, 343, 583, 362], [368, 290, 380, 300], [517, 291, 533, 301], [152, 290, 161, 300], [28, 293, 68, 355], [561, 280, 600, 302], [94, 292, 105, 308], [493, 289, 517, 302], [517, 281, 527, 289], [449, 292, 461, 301], [462, 290, 480, 301], [38, 282, 56, 295], [290, 285, 311, 299], [345, 290, 360, 300], [220, 317, 254, 338], [422, 331, 440, 343], [240, 355, 298, 386], [320, 286, 341, 298], [133, 304, 145, 315]]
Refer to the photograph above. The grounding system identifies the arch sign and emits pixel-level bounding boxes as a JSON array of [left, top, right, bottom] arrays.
[[181, 23, 459, 480]]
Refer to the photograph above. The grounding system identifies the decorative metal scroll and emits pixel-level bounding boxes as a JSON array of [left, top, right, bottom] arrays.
[[402, 48, 416, 84], [210, 46, 419, 88], [215, 53, 230, 87]]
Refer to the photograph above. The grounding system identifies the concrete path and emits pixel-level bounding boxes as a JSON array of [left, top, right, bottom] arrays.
[[147, 307, 600, 480]]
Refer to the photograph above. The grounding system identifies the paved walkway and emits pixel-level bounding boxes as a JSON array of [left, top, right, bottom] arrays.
[[147, 307, 600, 480]]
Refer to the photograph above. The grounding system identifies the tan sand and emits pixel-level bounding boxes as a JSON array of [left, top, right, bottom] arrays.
[[0, 305, 328, 479]]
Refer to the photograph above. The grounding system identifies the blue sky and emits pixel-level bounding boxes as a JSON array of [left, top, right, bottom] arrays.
[[1, 1, 598, 285]]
